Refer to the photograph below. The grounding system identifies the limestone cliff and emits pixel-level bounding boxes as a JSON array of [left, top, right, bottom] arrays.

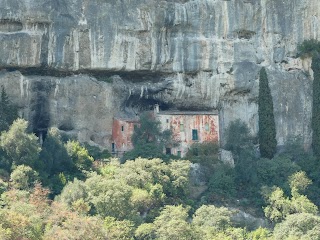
[[0, 0, 318, 149]]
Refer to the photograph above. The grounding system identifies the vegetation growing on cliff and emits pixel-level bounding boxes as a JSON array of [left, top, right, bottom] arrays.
[[0, 92, 320, 239], [0, 86, 18, 132], [298, 39, 320, 160], [298, 39, 320, 58], [311, 55, 320, 160], [258, 67, 277, 159]]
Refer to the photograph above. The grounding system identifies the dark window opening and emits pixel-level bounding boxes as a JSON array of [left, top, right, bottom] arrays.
[[112, 143, 115, 153], [192, 129, 198, 141], [166, 119, 169, 123], [121, 126, 124, 131], [177, 151, 181, 158], [166, 148, 171, 155]]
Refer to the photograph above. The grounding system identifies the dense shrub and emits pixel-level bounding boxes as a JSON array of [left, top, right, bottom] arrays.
[[0, 86, 18, 133], [298, 39, 320, 57], [312, 55, 320, 159]]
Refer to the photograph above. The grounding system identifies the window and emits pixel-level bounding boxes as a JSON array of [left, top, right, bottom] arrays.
[[166, 148, 171, 155], [177, 151, 181, 158], [205, 123, 209, 131], [111, 143, 115, 153], [180, 123, 184, 132], [166, 119, 169, 123], [192, 129, 198, 140], [121, 126, 124, 131]]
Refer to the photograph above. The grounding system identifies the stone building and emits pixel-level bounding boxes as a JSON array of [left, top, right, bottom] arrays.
[[111, 117, 139, 156], [111, 106, 219, 157], [154, 107, 219, 157]]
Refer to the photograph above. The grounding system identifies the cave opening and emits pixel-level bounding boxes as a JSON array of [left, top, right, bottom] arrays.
[[30, 81, 51, 144], [124, 95, 172, 113]]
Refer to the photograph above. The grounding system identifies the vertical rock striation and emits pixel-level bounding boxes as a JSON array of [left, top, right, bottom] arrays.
[[0, 0, 318, 148]]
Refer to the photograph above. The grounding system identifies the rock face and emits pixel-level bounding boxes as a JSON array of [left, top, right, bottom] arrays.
[[0, 0, 318, 149]]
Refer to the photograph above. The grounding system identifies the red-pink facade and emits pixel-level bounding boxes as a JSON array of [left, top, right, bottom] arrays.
[[111, 118, 139, 155], [111, 111, 219, 157], [156, 111, 219, 157]]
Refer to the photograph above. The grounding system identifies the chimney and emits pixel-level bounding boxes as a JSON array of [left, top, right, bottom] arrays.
[[154, 104, 159, 114]]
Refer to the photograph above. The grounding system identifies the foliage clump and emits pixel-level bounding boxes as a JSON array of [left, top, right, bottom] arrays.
[[0, 86, 18, 133], [0, 119, 41, 170], [263, 171, 318, 223], [298, 39, 320, 58], [311, 54, 320, 159], [297, 39, 320, 160], [123, 112, 174, 162]]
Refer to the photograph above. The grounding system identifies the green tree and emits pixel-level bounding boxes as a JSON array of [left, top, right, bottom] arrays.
[[57, 178, 88, 207], [224, 120, 258, 202], [65, 140, 93, 171], [153, 205, 197, 240], [0, 184, 50, 240], [10, 165, 39, 190], [311, 54, 320, 159], [225, 119, 253, 156], [40, 128, 73, 175], [104, 217, 135, 240], [208, 164, 236, 200], [85, 174, 136, 220], [297, 40, 320, 159], [0, 119, 41, 169], [298, 39, 320, 57], [112, 157, 191, 202], [0, 225, 11, 240], [263, 171, 318, 223], [167, 160, 191, 198], [193, 205, 232, 231], [0, 179, 7, 195], [186, 141, 220, 179], [0, 86, 18, 133], [44, 202, 108, 240], [273, 213, 320, 240], [123, 112, 174, 161], [83, 143, 111, 160], [258, 67, 277, 159], [135, 223, 156, 240], [248, 227, 272, 240], [284, 138, 320, 206], [130, 188, 153, 214], [263, 187, 292, 223], [256, 155, 300, 192], [289, 171, 312, 195]]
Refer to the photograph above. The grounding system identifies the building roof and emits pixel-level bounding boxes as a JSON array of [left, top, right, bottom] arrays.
[[113, 117, 140, 122], [156, 110, 219, 115]]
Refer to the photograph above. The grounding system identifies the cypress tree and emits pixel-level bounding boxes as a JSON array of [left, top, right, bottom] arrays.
[[258, 67, 277, 159], [311, 55, 320, 158], [298, 40, 320, 158]]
